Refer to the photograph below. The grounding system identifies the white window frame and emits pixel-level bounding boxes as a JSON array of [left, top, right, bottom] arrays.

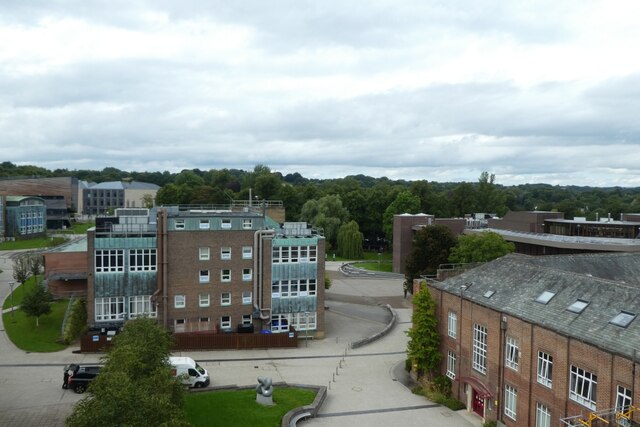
[[221, 247, 231, 260], [448, 311, 457, 339], [221, 218, 232, 229], [242, 291, 252, 305], [220, 315, 231, 329], [221, 292, 231, 306], [242, 314, 252, 325], [221, 269, 231, 282], [472, 323, 487, 374], [128, 295, 157, 319], [174, 295, 186, 309], [174, 318, 186, 332], [129, 249, 157, 271], [199, 294, 210, 308], [174, 219, 185, 230], [446, 350, 456, 380], [536, 403, 551, 427], [504, 385, 517, 420], [95, 249, 124, 273], [95, 297, 125, 321], [199, 219, 210, 229], [505, 336, 519, 371], [569, 365, 597, 410], [271, 314, 290, 332], [199, 247, 210, 261], [617, 385, 632, 427], [242, 218, 252, 229], [242, 246, 253, 259], [537, 351, 553, 388], [199, 269, 210, 283], [242, 268, 252, 281]]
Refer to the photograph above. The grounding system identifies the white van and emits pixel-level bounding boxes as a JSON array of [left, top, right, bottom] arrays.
[[169, 356, 210, 388]]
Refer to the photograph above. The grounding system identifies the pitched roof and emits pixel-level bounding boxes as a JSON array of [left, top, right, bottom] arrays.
[[431, 253, 640, 359]]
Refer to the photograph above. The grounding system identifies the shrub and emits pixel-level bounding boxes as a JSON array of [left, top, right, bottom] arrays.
[[432, 375, 452, 397], [325, 276, 332, 289], [483, 421, 497, 427], [405, 358, 412, 372], [63, 298, 87, 344]]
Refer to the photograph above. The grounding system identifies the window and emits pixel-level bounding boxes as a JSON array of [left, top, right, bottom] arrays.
[[536, 403, 551, 427], [567, 299, 589, 314], [199, 270, 210, 283], [129, 249, 157, 271], [242, 291, 252, 305], [448, 311, 457, 339], [243, 268, 252, 281], [472, 323, 487, 374], [128, 295, 156, 318], [504, 385, 517, 420], [221, 247, 231, 260], [220, 269, 231, 282], [611, 311, 637, 328], [242, 246, 253, 259], [220, 315, 231, 329], [175, 219, 185, 230], [271, 314, 289, 332], [221, 292, 231, 306], [95, 249, 124, 273], [569, 365, 597, 410], [95, 297, 125, 321], [174, 295, 186, 308], [446, 351, 456, 380], [242, 314, 252, 325], [175, 319, 186, 332], [221, 219, 232, 229], [294, 312, 317, 331], [242, 219, 252, 229], [537, 352, 553, 388], [616, 385, 632, 411], [536, 290, 556, 304], [199, 219, 210, 229], [199, 294, 210, 308], [505, 337, 519, 371], [483, 290, 495, 298], [199, 247, 210, 261]]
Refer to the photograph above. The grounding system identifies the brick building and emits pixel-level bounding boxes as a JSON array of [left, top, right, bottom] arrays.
[[85, 205, 325, 338], [422, 252, 640, 426]]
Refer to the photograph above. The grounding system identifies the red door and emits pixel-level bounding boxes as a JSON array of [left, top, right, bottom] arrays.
[[472, 389, 484, 416]]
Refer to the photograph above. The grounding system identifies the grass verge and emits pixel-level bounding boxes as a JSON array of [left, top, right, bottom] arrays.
[[355, 262, 393, 272], [185, 387, 316, 427], [59, 222, 95, 234], [2, 298, 68, 352], [0, 236, 68, 250]]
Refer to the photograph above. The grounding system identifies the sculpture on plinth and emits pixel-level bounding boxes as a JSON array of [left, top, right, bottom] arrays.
[[256, 376, 274, 405]]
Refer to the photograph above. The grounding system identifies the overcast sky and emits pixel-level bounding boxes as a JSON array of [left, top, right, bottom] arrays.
[[1, 1, 639, 187]]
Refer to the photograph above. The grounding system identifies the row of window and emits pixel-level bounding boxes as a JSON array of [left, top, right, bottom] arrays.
[[271, 279, 318, 298], [199, 246, 253, 261], [272, 245, 317, 263], [173, 312, 318, 332], [199, 268, 252, 283], [174, 292, 253, 308], [96, 249, 157, 273], [175, 218, 253, 230], [19, 211, 45, 234], [95, 296, 156, 321], [174, 314, 253, 332]]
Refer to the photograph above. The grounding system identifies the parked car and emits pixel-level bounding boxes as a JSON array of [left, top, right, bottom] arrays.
[[64, 364, 101, 393]]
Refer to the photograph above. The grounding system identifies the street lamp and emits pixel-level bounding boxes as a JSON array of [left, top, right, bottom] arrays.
[[9, 281, 15, 322], [304, 312, 309, 347]]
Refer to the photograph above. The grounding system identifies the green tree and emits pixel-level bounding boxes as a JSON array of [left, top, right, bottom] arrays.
[[66, 317, 188, 427], [336, 221, 364, 260], [20, 283, 53, 326], [382, 190, 421, 241], [404, 225, 458, 292], [448, 232, 515, 264], [12, 254, 31, 285], [141, 193, 155, 209], [476, 171, 507, 215], [407, 281, 441, 380], [299, 195, 350, 248], [28, 252, 43, 285], [450, 182, 477, 217]]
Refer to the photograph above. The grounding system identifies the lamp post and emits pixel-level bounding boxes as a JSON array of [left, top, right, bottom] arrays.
[[304, 312, 309, 347], [9, 281, 15, 322]]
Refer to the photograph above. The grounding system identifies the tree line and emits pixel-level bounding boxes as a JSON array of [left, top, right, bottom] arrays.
[[4, 161, 640, 251]]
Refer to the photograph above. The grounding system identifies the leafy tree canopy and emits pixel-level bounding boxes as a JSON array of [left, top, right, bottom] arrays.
[[337, 220, 364, 260], [404, 225, 458, 290], [20, 283, 53, 326], [448, 231, 515, 264], [407, 281, 441, 380]]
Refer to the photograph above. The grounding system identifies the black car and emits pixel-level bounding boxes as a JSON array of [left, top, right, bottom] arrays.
[[64, 364, 101, 393]]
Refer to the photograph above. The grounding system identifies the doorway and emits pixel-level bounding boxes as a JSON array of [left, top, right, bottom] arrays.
[[472, 389, 485, 417]]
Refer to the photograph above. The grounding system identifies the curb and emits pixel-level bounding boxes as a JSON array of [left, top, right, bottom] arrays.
[[350, 304, 397, 349]]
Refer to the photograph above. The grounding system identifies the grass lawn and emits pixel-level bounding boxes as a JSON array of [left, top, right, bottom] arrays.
[[2, 298, 68, 352], [0, 236, 68, 250], [185, 387, 316, 427], [59, 222, 94, 234], [355, 261, 393, 272], [2, 276, 41, 310]]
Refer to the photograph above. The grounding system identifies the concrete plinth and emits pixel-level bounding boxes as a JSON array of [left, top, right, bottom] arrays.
[[256, 393, 274, 406]]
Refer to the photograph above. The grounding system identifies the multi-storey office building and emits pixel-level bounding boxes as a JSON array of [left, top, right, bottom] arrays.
[[423, 252, 640, 426], [82, 180, 159, 216], [3, 196, 46, 239], [86, 205, 325, 338]]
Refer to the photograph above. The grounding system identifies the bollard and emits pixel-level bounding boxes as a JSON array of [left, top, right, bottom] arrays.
[[332, 373, 335, 382]]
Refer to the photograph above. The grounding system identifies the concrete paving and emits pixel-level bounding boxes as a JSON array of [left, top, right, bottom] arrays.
[[0, 258, 484, 427]]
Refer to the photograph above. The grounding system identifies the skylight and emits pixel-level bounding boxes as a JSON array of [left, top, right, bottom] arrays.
[[567, 300, 589, 314], [610, 311, 637, 328], [535, 290, 556, 304], [483, 290, 495, 298]]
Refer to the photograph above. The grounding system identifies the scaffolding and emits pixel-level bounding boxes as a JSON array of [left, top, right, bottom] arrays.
[[561, 406, 640, 427]]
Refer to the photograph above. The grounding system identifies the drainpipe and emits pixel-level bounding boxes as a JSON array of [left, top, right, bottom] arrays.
[[254, 229, 274, 320], [152, 208, 169, 328]]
